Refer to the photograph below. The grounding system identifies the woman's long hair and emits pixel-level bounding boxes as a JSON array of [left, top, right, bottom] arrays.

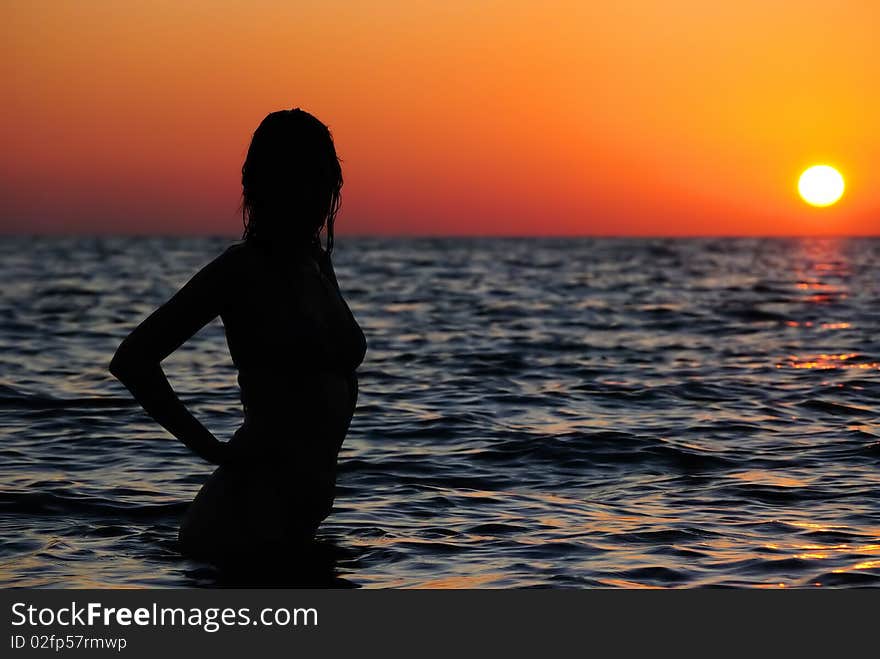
[[240, 108, 342, 253]]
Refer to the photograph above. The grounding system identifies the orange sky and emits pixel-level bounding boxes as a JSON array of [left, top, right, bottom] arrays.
[[3, 1, 878, 236]]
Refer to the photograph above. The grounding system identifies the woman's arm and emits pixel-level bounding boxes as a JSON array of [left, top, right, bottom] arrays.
[[109, 246, 239, 465]]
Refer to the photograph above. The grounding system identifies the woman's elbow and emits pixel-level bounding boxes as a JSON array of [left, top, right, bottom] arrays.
[[108, 350, 131, 382], [109, 340, 146, 382]]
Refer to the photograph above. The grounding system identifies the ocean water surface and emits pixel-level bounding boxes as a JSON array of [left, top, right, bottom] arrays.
[[2, 236, 880, 588]]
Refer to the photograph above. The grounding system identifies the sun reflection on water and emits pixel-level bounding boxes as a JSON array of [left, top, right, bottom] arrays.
[[777, 353, 879, 370]]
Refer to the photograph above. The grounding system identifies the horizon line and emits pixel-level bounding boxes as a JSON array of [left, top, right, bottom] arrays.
[[2, 232, 879, 240]]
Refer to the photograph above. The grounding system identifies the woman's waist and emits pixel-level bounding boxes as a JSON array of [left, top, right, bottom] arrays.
[[229, 421, 342, 462], [237, 401, 354, 437], [238, 370, 356, 406]]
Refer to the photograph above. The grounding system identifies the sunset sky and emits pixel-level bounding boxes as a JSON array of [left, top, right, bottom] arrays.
[[3, 1, 878, 236]]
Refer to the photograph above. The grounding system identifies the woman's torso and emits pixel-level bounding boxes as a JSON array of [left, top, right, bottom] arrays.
[[219, 240, 366, 473]]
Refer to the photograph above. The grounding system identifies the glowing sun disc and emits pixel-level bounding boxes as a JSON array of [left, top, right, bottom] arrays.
[[798, 165, 845, 207]]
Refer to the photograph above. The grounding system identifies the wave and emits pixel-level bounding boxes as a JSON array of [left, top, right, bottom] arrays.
[[0, 490, 186, 518], [0, 384, 135, 410]]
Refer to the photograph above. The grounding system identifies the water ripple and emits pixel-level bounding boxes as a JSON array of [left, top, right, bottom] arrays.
[[1, 236, 879, 588]]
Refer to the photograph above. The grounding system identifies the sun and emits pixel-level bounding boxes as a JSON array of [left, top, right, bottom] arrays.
[[798, 165, 845, 207]]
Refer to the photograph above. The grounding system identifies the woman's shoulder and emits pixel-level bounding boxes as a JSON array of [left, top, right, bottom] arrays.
[[214, 240, 254, 270], [190, 241, 251, 291], [220, 240, 248, 259]]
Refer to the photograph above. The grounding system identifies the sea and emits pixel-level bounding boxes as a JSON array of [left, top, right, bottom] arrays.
[[2, 236, 880, 588]]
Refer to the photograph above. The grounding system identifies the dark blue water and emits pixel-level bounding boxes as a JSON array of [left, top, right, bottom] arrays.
[[2, 236, 880, 587]]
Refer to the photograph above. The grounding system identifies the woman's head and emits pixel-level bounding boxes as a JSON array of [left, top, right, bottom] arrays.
[[241, 108, 342, 252]]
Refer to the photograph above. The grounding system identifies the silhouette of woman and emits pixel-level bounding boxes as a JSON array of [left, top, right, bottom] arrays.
[[110, 109, 366, 561]]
